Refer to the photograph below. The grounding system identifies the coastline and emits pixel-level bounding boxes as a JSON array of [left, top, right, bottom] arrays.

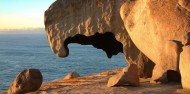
[[1, 68, 188, 94]]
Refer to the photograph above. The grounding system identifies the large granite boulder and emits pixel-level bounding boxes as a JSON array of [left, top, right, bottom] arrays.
[[7, 69, 43, 94], [44, 0, 154, 79], [120, 0, 189, 83]]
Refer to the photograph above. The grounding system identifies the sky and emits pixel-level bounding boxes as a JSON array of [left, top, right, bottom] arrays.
[[0, 0, 55, 30]]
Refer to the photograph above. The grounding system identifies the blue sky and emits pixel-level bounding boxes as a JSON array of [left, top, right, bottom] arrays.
[[0, 0, 55, 30]]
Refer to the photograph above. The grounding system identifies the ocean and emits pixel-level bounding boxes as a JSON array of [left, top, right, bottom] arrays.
[[0, 31, 127, 91]]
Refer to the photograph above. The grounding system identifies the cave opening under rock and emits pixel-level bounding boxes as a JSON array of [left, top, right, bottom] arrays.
[[64, 32, 123, 58], [167, 70, 181, 82]]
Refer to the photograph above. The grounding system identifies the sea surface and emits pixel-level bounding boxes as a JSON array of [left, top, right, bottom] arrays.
[[0, 31, 127, 91]]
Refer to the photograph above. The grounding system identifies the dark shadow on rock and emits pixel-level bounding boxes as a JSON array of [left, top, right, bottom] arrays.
[[137, 52, 155, 78], [64, 32, 123, 58], [167, 70, 181, 82], [155, 70, 181, 83]]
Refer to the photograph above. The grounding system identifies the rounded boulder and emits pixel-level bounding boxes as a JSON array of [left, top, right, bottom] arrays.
[[7, 69, 43, 94]]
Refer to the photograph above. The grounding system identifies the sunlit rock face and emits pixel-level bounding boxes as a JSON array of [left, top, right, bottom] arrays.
[[120, 0, 190, 83], [180, 46, 190, 89], [44, 0, 131, 59], [44, 0, 152, 65], [44, 0, 190, 89], [44, 0, 154, 79]]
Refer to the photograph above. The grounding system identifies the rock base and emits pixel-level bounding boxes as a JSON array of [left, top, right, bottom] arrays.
[[15, 68, 187, 94]]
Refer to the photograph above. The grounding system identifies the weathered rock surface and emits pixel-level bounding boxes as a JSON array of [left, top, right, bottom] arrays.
[[7, 69, 43, 94], [44, 0, 127, 58], [107, 64, 139, 87], [44, 0, 190, 87], [180, 46, 190, 89], [17, 68, 186, 94], [63, 72, 80, 80], [44, 0, 154, 79], [120, 0, 190, 83]]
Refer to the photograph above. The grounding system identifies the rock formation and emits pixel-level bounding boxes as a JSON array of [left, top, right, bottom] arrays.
[[44, 0, 154, 80], [107, 64, 139, 87], [7, 69, 43, 94], [120, 0, 189, 84], [64, 72, 80, 80], [44, 0, 190, 89]]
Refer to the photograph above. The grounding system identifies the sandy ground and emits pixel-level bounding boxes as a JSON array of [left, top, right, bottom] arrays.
[[1, 68, 190, 94]]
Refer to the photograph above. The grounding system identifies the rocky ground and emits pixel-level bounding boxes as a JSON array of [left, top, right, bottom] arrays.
[[1, 68, 189, 94]]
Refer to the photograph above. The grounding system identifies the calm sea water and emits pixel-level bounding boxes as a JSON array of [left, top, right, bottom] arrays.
[[0, 31, 127, 91]]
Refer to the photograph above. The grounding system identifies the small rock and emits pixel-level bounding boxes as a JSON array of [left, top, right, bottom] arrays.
[[64, 72, 80, 80], [107, 64, 139, 87], [180, 46, 190, 89], [7, 69, 43, 94]]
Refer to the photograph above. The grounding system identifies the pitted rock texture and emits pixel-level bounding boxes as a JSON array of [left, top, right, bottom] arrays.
[[120, 0, 190, 83], [44, 0, 153, 78], [44, 0, 134, 59]]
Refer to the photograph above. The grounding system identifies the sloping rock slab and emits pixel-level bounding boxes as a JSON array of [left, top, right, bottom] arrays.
[[20, 68, 187, 94]]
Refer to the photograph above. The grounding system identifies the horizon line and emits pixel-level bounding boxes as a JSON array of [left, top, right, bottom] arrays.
[[0, 28, 46, 32]]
